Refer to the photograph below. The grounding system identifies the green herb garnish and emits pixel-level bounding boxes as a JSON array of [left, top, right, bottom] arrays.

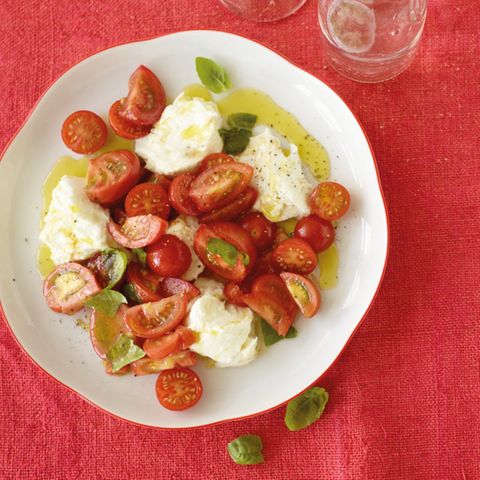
[[284, 387, 329, 431], [122, 283, 140, 304], [85, 289, 127, 317], [195, 57, 232, 93], [219, 113, 257, 155], [260, 318, 297, 347], [227, 113, 257, 131], [227, 435, 264, 465], [207, 238, 239, 267], [106, 335, 145, 373]]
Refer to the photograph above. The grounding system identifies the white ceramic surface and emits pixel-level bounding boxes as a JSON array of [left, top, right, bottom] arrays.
[[0, 30, 388, 428]]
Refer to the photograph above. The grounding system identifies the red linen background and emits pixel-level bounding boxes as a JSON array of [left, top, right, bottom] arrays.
[[1, 1, 479, 478]]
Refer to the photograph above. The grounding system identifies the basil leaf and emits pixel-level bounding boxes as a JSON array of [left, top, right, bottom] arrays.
[[227, 435, 264, 465], [122, 283, 140, 304], [207, 237, 238, 266], [85, 289, 127, 317], [132, 248, 147, 267], [219, 128, 252, 155], [102, 249, 128, 288], [106, 334, 145, 373], [260, 318, 297, 347], [195, 57, 232, 93], [285, 387, 329, 431], [227, 113, 257, 131]]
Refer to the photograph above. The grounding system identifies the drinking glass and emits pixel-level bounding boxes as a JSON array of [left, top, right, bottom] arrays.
[[220, 0, 307, 22], [318, 0, 427, 82]]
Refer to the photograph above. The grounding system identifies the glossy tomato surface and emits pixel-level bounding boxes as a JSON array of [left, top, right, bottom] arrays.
[[107, 214, 167, 249], [239, 211, 276, 252], [294, 215, 335, 252], [109, 100, 151, 139], [280, 272, 321, 318], [199, 187, 257, 223], [271, 238, 317, 274], [146, 234, 192, 278], [169, 173, 199, 216]]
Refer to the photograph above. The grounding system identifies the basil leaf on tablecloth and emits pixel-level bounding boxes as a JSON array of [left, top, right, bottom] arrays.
[[195, 57, 232, 93], [285, 387, 329, 431], [85, 289, 127, 317], [227, 435, 264, 465]]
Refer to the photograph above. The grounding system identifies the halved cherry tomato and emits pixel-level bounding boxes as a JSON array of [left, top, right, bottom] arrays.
[[194, 221, 257, 282], [189, 163, 254, 213], [131, 350, 197, 376], [155, 367, 203, 410], [124, 263, 162, 303], [294, 215, 335, 253], [198, 153, 236, 173], [43, 262, 101, 314], [157, 277, 200, 302], [251, 273, 297, 318], [309, 181, 350, 221], [239, 211, 276, 252], [271, 238, 317, 274], [107, 214, 167, 249], [61, 110, 107, 154], [124, 294, 188, 338], [146, 234, 192, 278], [109, 100, 151, 139], [143, 326, 196, 360], [111, 205, 127, 225], [224, 282, 248, 307], [169, 173, 199, 216], [147, 173, 172, 192], [118, 65, 166, 126], [280, 272, 321, 318], [124, 182, 170, 219], [85, 150, 141, 206], [199, 187, 257, 223]]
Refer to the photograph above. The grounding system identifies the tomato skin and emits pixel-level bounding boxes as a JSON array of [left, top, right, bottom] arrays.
[[280, 272, 321, 318], [109, 100, 151, 139], [197, 153, 236, 173], [309, 181, 350, 221], [124, 294, 188, 338], [85, 150, 142, 206], [124, 263, 162, 303], [271, 238, 318, 275], [43, 262, 101, 314], [189, 163, 254, 213], [169, 173, 200, 216], [61, 110, 107, 154], [155, 367, 203, 410], [294, 215, 335, 253], [251, 273, 298, 318], [198, 187, 257, 223], [157, 277, 200, 302], [118, 65, 166, 126], [147, 173, 172, 192], [223, 282, 248, 307], [175, 326, 197, 349], [239, 211, 276, 252], [143, 326, 196, 360], [124, 182, 170, 219], [146, 234, 192, 278], [107, 214, 168, 249], [131, 351, 197, 376]]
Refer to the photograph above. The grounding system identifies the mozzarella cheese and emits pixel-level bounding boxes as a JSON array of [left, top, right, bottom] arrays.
[[166, 215, 204, 281], [187, 280, 258, 368], [40, 175, 110, 265], [135, 93, 223, 175], [237, 127, 313, 222]]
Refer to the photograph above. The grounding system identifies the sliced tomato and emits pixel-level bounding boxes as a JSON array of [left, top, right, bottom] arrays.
[[124, 182, 170, 219], [85, 150, 141, 206], [193, 221, 257, 282], [109, 100, 151, 139], [156, 367, 203, 410], [147, 173, 172, 192], [124, 294, 188, 338], [169, 173, 199, 216], [61, 110, 107, 154], [294, 215, 335, 252], [271, 238, 317, 274], [107, 214, 167, 249], [309, 181, 350, 221], [146, 234, 192, 278], [223, 281, 248, 307], [118, 65, 166, 126], [197, 153, 236, 173], [143, 326, 196, 360], [239, 211, 276, 252], [111, 205, 128, 225], [157, 277, 200, 302], [43, 262, 101, 314], [280, 272, 321, 318], [199, 187, 257, 223], [175, 326, 197, 349], [251, 273, 297, 318], [124, 263, 162, 303], [131, 351, 197, 376], [189, 163, 254, 213]]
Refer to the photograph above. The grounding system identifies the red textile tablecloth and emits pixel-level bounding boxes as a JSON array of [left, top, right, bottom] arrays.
[[1, 1, 479, 478]]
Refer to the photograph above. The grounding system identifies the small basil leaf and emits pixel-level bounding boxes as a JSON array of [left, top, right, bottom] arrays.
[[285, 387, 329, 432], [227, 113, 257, 131], [85, 289, 127, 317], [227, 435, 264, 465], [195, 57, 232, 94], [132, 248, 147, 267], [207, 237, 238, 267], [260, 318, 297, 347], [122, 283, 140, 304], [106, 335, 145, 372], [220, 128, 252, 155]]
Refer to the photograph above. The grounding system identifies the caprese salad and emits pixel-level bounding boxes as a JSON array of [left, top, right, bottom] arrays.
[[39, 60, 350, 411]]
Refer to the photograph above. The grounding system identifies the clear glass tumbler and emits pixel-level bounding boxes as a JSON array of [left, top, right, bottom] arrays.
[[318, 0, 427, 82], [220, 0, 307, 22]]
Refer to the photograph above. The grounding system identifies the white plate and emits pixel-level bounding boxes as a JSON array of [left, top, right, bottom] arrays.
[[0, 30, 388, 428]]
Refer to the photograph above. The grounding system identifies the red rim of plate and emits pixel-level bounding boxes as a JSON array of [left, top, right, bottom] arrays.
[[0, 29, 390, 430]]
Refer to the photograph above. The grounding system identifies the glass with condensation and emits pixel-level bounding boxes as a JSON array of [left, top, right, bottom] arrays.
[[318, 0, 427, 82], [220, 0, 307, 22]]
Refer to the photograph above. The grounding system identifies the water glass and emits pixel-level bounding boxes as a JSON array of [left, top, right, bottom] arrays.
[[318, 0, 427, 82], [220, 0, 307, 22]]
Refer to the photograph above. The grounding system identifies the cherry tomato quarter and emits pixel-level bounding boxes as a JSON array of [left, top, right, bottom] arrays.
[[109, 100, 151, 139], [280, 272, 321, 318]]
